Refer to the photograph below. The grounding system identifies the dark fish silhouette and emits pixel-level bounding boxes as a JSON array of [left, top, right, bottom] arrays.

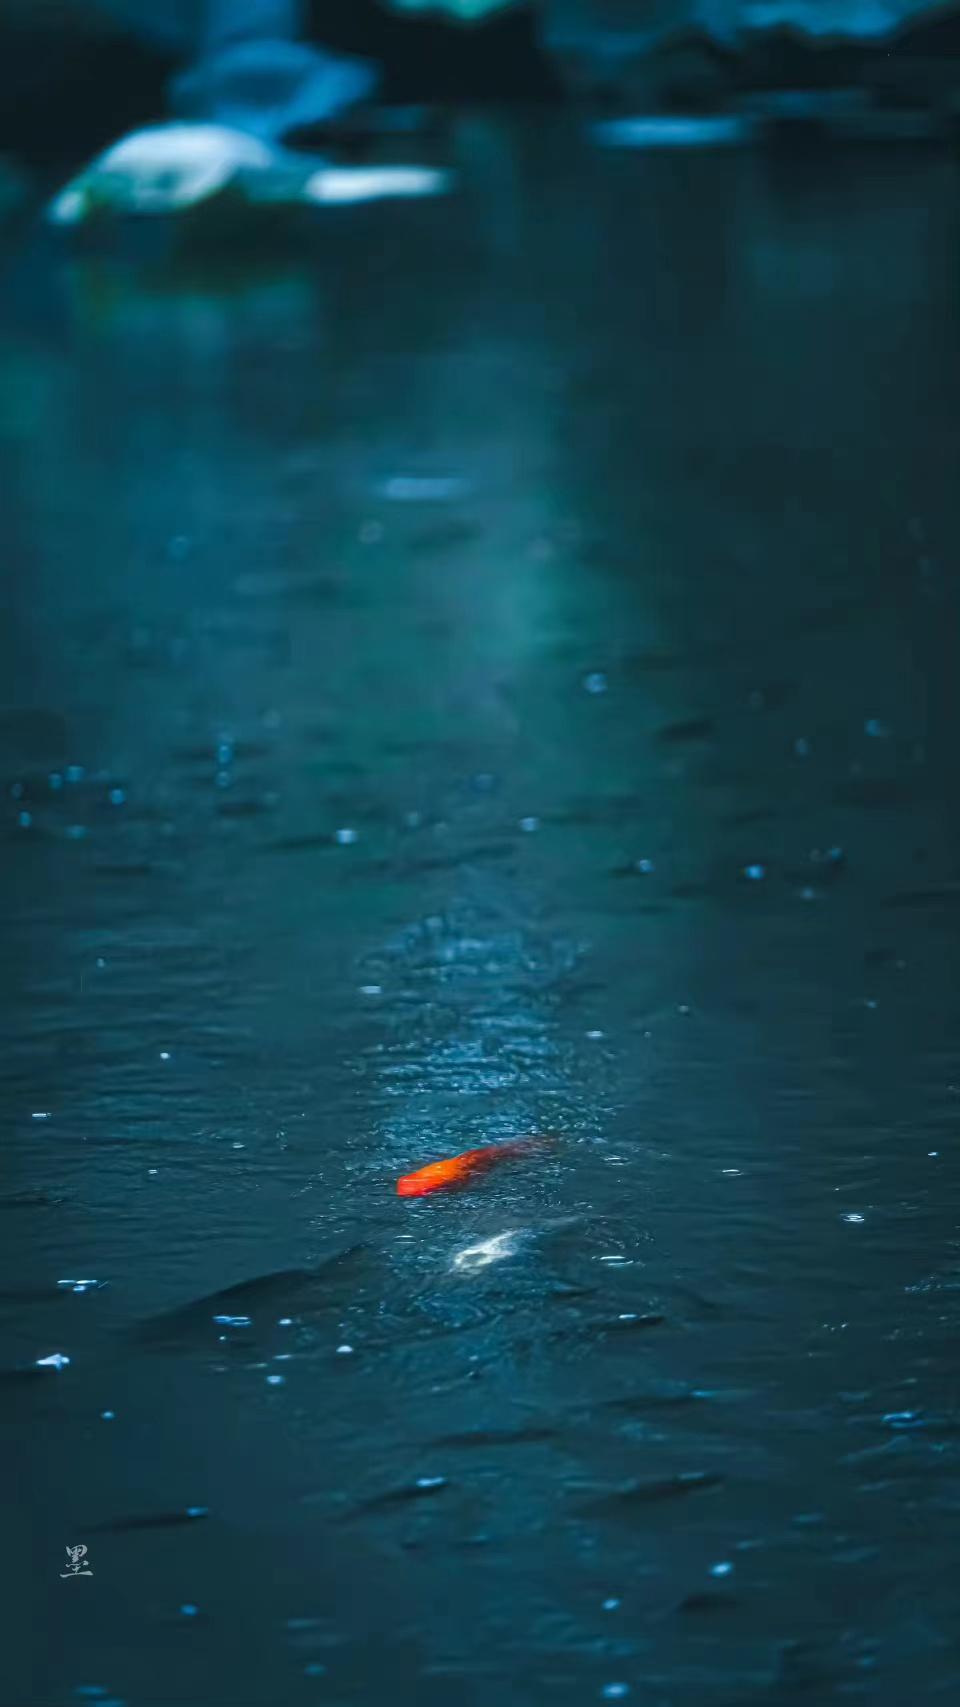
[[135, 1245, 368, 1346], [580, 1471, 725, 1516], [599, 1389, 706, 1415], [657, 718, 715, 743], [339, 1478, 448, 1520], [426, 1426, 557, 1449], [883, 885, 960, 910], [89, 1507, 209, 1533], [833, 778, 917, 808], [678, 1591, 736, 1614]]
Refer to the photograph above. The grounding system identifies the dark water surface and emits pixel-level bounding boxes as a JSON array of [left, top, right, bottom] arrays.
[[3, 121, 960, 1706]]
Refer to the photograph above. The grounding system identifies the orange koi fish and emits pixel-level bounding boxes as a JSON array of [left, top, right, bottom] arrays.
[[396, 1136, 549, 1198]]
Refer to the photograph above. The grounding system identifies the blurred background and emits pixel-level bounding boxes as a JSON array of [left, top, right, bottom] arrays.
[[5, 0, 960, 174], [3, 7, 960, 1707]]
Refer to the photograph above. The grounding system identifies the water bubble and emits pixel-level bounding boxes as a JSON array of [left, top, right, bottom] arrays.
[[710, 1561, 734, 1577], [634, 857, 655, 873], [66, 765, 85, 783], [586, 1029, 604, 1040], [602, 1685, 630, 1700], [159, 1051, 171, 1061], [179, 1604, 199, 1618], [32, 1111, 51, 1120], [96, 958, 106, 969], [842, 1213, 865, 1224], [304, 1664, 327, 1677], [865, 718, 890, 738], [334, 827, 358, 845], [17, 810, 32, 828], [583, 671, 608, 695], [167, 535, 192, 561], [65, 824, 88, 840], [743, 863, 765, 881], [360, 984, 382, 996], [415, 1476, 446, 1490], [359, 519, 384, 545], [278, 1318, 293, 1327], [101, 1411, 115, 1420], [602, 1598, 621, 1611], [335, 1344, 354, 1356], [36, 1353, 71, 1369], [147, 1168, 159, 1176], [108, 788, 126, 806], [266, 1374, 285, 1386], [794, 737, 811, 757], [518, 816, 540, 833]]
